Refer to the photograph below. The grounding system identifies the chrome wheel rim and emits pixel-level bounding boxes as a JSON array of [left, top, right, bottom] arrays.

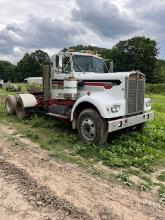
[[81, 117, 96, 141]]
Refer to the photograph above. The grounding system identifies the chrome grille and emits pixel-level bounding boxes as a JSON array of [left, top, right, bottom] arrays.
[[127, 73, 145, 114]]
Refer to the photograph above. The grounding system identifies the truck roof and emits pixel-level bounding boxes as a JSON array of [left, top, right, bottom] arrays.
[[53, 51, 103, 59], [71, 52, 102, 59]]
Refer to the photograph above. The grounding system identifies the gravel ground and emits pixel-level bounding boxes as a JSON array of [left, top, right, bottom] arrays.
[[0, 125, 164, 220]]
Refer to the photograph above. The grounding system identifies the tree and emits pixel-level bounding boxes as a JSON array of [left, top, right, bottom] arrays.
[[110, 36, 158, 82], [16, 50, 50, 82], [152, 59, 165, 83], [0, 60, 16, 82]]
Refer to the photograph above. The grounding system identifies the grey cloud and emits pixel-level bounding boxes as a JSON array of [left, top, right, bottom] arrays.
[[0, 16, 84, 56], [19, 17, 82, 48], [72, 0, 138, 38], [0, 29, 14, 54], [125, 0, 153, 9], [119, 0, 165, 58], [142, 5, 165, 31], [1, 0, 165, 61]]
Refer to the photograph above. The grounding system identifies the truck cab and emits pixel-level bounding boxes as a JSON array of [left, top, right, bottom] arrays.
[[5, 50, 154, 144], [49, 50, 154, 142]]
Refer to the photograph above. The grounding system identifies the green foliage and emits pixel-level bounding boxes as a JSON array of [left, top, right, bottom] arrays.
[[139, 179, 152, 191], [8, 135, 21, 146], [157, 172, 165, 182], [71, 110, 165, 171], [73, 116, 164, 171], [0, 91, 165, 173], [117, 172, 132, 186], [111, 36, 158, 82], [23, 129, 39, 140], [146, 94, 165, 113], [146, 83, 165, 95], [0, 50, 49, 82], [0, 60, 16, 82], [158, 184, 165, 205], [152, 59, 165, 83], [15, 49, 50, 82]]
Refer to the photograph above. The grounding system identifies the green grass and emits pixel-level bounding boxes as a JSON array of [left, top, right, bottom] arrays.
[[139, 178, 153, 191], [0, 88, 165, 202], [157, 171, 165, 182], [0, 88, 15, 96], [0, 90, 164, 173], [117, 172, 133, 186], [146, 94, 165, 113], [158, 184, 165, 204], [0, 83, 27, 95]]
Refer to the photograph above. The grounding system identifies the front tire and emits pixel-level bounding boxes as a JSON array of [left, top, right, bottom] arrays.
[[77, 109, 108, 144]]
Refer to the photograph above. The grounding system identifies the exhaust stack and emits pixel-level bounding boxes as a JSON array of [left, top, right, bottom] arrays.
[[43, 65, 51, 101]]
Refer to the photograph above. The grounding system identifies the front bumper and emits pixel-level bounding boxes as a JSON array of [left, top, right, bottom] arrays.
[[108, 111, 154, 132]]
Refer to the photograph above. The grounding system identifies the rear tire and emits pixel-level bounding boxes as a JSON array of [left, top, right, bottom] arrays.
[[5, 95, 16, 115], [15, 97, 29, 120], [77, 109, 108, 144]]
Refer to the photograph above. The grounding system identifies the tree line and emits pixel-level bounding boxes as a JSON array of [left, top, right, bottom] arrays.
[[0, 36, 165, 83]]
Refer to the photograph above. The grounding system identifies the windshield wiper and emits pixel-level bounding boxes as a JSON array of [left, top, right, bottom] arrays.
[[73, 62, 86, 74]]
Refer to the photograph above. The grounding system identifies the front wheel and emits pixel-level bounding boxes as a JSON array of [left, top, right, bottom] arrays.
[[77, 109, 108, 144]]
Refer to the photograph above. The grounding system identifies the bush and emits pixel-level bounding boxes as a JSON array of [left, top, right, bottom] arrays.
[[146, 83, 165, 94]]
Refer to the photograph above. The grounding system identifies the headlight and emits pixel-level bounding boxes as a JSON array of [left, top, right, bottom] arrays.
[[111, 104, 120, 113], [146, 100, 151, 107]]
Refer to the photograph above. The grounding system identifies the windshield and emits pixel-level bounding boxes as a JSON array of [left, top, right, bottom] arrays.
[[72, 55, 109, 73]]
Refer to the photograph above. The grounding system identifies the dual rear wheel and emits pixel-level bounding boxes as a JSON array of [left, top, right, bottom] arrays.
[[5, 97, 145, 145], [5, 98, 108, 144], [5, 95, 28, 120]]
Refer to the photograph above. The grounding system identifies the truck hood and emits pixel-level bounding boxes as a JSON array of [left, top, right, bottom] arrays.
[[73, 71, 131, 81]]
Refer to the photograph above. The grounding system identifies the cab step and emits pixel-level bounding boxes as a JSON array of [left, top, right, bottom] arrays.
[[46, 113, 69, 119]]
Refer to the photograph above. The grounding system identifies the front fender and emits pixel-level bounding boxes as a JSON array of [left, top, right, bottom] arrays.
[[71, 93, 125, 121]]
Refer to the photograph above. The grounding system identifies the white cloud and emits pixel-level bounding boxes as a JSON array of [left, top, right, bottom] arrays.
[[0, 0, 165, 62]]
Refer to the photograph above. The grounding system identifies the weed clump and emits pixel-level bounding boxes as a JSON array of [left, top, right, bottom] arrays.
[[71, 113, 165, 171]]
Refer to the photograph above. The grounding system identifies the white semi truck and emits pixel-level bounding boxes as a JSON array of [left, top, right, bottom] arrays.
[[5, 50, 154, 144]]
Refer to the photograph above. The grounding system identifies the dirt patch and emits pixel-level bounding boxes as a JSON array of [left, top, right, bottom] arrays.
[[0, 158, 90, 220], [0, 170, 73, 220], [0, 125, 164, 220]]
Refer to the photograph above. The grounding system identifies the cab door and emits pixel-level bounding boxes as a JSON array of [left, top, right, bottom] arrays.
[[51, 56, 72, 100]]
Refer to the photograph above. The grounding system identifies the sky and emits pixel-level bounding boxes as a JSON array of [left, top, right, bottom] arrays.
[[0, 0, 165, 63]]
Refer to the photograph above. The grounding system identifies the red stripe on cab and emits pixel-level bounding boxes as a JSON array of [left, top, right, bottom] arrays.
[[84, 82, 113, 89]]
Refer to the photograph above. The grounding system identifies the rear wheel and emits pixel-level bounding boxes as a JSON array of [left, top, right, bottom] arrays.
[[77, 109, 108, 144], [15, 98, 29, 120], [5, 95, 16, 115]]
